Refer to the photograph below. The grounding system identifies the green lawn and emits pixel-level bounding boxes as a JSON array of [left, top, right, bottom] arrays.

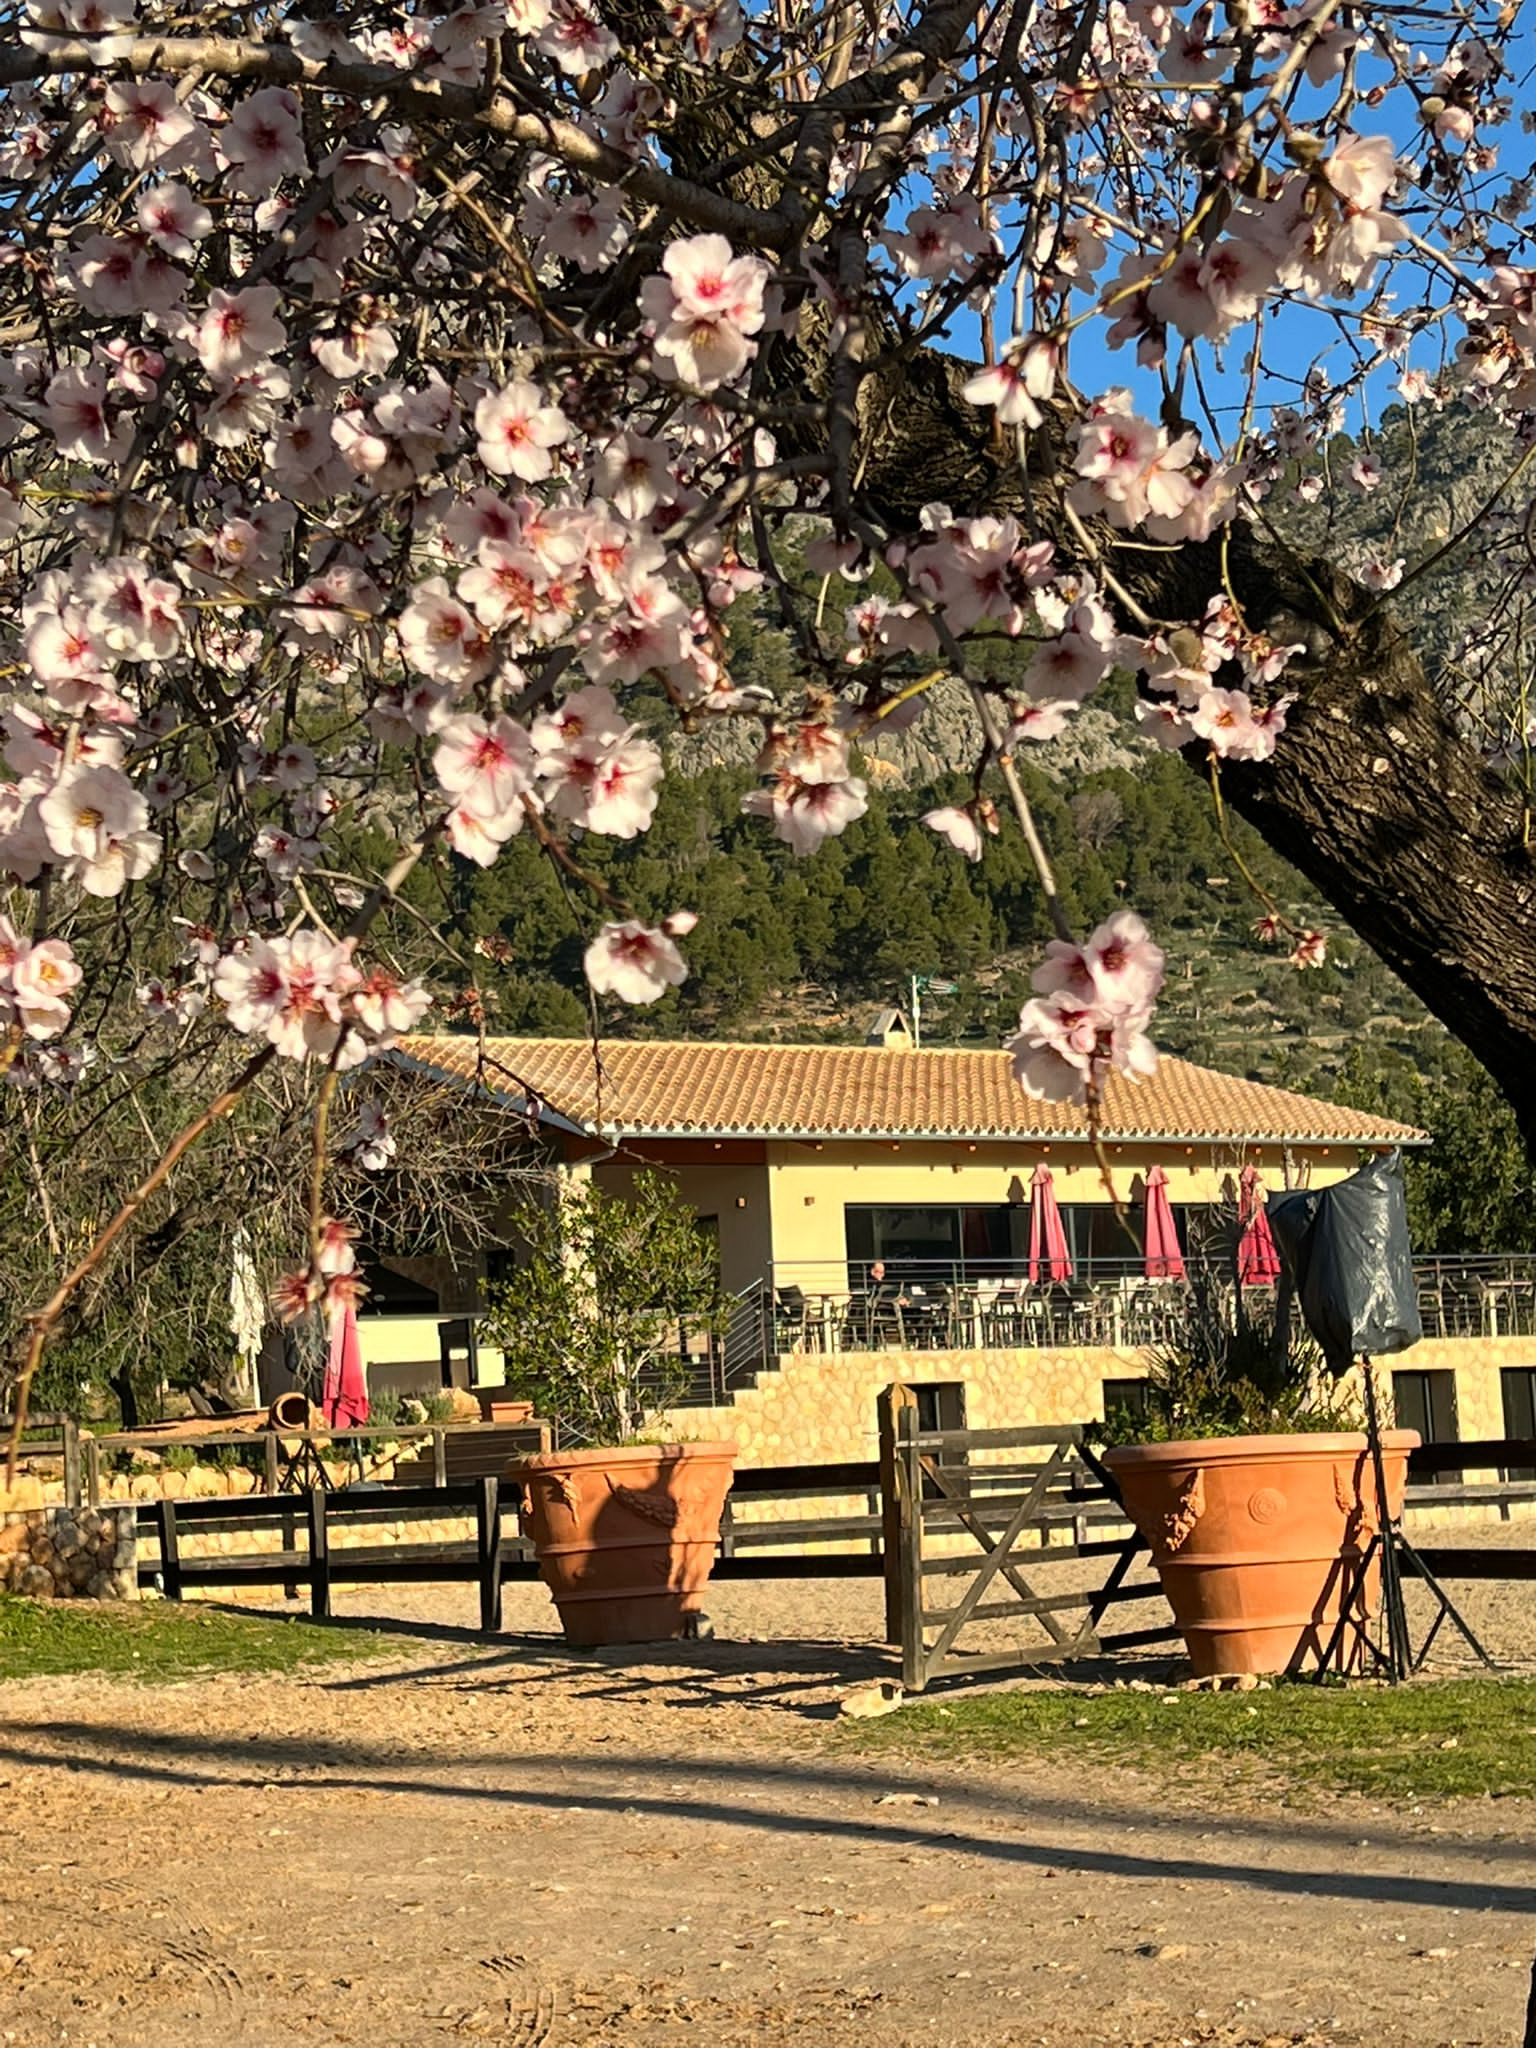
[[0, 1596, 394, 1681], [839, 1677, 1536, 1803]]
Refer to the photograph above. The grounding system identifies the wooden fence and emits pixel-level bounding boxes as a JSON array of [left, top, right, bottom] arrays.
[[879, 1389, 1178, 1692], [70, 1421, 1536, 1663], [11, 1418, 547, 1505], [135, 1458, 888, 1625]]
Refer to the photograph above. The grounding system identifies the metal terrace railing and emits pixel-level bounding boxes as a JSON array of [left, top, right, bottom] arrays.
[[689, 1255, 1536, 1390]]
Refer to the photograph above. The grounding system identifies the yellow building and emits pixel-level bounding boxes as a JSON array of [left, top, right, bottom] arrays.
[[351, 1031, 1536, 1467]]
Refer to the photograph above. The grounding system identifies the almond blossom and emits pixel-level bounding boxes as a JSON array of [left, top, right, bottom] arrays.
[[639, 234, 769, 390], [584, 920, 690, 1004], [1009, 912, 1165, 1105], [214, 930, 364, 1063], [741, 774, 869, 856], [37, 764, 160, 897], [192, 286, 287, 379], [221, 88, 309, 196], [0, 917, 81, 1040], [435, 714, 539, 826], [474, 380, 572, 482], [922, 805, 992, 862]]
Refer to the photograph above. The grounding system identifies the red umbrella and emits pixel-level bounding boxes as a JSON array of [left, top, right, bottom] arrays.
[[1142, 1165, 1186, 1280], [1028, 1165, 1073, 1282], [322, 1300, 370, 1429], [1237, 1164, 1282, 1286]]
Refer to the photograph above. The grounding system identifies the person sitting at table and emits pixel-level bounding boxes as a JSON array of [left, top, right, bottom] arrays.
[[865, 1260, 909, 1338]]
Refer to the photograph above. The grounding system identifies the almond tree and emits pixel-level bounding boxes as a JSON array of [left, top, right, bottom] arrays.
[[0, 0, 1529, 1460]]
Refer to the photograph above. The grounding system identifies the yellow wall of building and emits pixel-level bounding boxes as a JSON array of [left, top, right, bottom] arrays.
[[593, 1154, 773, 1295]]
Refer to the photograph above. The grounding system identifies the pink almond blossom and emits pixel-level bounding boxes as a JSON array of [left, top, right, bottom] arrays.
[[584, 920, 690, 1004]]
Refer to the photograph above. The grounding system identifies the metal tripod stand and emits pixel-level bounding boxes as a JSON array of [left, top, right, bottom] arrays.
[[1323, 1358, 1495, 1681]]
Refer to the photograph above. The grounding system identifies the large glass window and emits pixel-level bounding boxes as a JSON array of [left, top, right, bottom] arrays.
[[1061, 1200, 1204, 1276], [844, 1205, 1019, 1281]]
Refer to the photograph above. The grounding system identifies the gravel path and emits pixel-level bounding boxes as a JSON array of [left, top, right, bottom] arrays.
[[5, 1537, 1536, 2048]]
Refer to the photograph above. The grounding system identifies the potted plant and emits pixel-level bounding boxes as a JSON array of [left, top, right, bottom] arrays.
[[1099, 1220, 1417, 1678], [482, 1169, 736, 1646]]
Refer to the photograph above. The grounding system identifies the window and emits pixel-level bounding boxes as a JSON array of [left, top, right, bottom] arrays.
[[1500, 1368, 1536, 1480], [1102, 1377, 1151, 1426], [911, 1381, 967, 1468], [845, 1205, 1014, 1281], [694, 1213, 721, 1281], [362, 1257, 441, 1316], [1392, 1369, 1459, 1485]]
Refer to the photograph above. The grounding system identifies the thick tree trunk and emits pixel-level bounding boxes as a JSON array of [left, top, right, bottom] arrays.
[[1201, 536, 1536, 1149]]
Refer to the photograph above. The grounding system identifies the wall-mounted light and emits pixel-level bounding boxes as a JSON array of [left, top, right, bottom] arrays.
[[735, 1196, 747, 1208]]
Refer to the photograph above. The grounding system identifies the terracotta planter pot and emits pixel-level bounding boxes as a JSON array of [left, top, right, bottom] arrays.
[[1103, 1430, 1419, 1678], [510, 1441, 736, 1647]]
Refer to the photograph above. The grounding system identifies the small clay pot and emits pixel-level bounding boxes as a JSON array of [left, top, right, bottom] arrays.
[[1104, 1430, 1419, 1678], [511, 1441, 736, 1646]]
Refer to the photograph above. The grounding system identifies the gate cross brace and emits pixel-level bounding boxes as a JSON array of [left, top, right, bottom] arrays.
[[922, 1443, 1076, 1667]]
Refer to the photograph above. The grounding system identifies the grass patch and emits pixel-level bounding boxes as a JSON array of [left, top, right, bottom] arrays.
[[839, 1678, 1536, 1803], [0, 1596, 394, 1682]]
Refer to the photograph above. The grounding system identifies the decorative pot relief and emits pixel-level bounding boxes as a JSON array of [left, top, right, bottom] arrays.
[[1334, 1460, 1376, 1543], [608, 1479, 683, 1529], [1246, 1486, 1287, 1525], [551, 1471, 582, 1518], [1164, 1468, 1205, 1552]]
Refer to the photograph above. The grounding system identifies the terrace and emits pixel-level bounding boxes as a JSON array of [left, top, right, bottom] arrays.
[[697, 1253, 1536, 1402]]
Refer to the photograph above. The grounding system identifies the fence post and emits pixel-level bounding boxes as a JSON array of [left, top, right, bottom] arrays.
[[61, 1418, 81, 1509], [878, 1383, 916, 1647], [476, 1476, 503, 1633], [156, 1499, 182, 1602], [432, 1427, 447, 1488], [85, 1438, 101, 1507], [307, 1487, 331, 1620], [895, 1396, 926, 1693], [263, 1433, 280, 1496]]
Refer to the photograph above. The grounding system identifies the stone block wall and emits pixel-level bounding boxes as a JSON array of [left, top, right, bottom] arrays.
[[661, 1341, 1146, 1468], [661, 1334, 1536, 1472], [1, 1507, 136, 1600]]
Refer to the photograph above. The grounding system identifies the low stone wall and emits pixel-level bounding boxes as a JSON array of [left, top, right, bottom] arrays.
[[1, 1507, 136, 1600], [659, 1334, 1536, 1469]]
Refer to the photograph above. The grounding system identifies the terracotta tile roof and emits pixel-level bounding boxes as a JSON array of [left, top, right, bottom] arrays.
[[390, 1035, 1428, 1148]]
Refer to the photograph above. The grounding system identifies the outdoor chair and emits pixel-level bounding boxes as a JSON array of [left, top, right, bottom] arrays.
[[773, 1285, 809, 1352]]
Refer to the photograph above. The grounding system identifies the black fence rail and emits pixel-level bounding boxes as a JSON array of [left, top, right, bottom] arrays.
[[134, 1458, 890, 1627], [1403, 1440, 1536, 1586]]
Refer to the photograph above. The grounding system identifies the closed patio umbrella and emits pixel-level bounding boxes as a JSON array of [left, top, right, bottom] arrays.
[[1142, 1165, 1186, 1280], [1237, 1164, 1282, 1286], [1028, 1165, 1073, 1282], [322, 1300, 370, 1430]]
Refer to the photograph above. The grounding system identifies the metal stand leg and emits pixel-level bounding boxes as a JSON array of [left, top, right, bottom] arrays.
[[1315, 1361, 1496, 1682], [1364, 1363, 1412, 1683]]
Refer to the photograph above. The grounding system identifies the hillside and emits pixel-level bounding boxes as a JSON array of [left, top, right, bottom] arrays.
[[437, 744, 1448, 1102], [431, 406, 1526, 1103]]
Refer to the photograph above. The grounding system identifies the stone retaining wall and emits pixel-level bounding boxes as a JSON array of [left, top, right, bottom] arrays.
[[0, 1507, 136, 1599]]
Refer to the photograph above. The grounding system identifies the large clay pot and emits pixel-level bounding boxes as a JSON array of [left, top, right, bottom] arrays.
[[511, 1441, 736, 1646], [1103, 1430, 1419, 1677]]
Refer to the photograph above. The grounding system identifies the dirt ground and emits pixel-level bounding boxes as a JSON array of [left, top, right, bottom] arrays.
[[4, 1559, 1536, 2048]]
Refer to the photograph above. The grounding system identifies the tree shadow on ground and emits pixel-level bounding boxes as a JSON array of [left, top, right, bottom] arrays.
[[6, 1720, 1536, 1915]]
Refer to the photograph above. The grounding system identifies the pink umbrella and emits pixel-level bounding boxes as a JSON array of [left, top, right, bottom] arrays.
[[322, 1300, 370, 1429], [1142, 1165, 1186, 1280], [1237, 1164, 1282, 1286], [1028, 1165, 1073, 1283]]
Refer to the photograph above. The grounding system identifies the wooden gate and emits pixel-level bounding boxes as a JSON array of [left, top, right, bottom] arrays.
[[879, 1388, 1178, 1693]]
